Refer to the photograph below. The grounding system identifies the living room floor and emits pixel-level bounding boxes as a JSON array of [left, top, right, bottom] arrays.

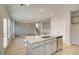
[[5, 37, 79, 55]]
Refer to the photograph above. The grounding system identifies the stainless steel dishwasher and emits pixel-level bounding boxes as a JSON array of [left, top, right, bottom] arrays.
[[57, 36, 63, 51]]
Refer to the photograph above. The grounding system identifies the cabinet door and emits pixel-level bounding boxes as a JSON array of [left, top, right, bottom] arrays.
[[45, 42, 52, 55], [32, 45, 44, 55], [31, 41, 44, 55], [57, 37, 62, 50], [51, 41, 57, 54]]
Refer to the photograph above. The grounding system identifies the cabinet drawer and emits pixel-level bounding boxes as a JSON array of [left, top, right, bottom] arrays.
[[32, 41, 44, 48], [32, 43, 40, 48], [45, 38, 56, 44], [51, 38, 57, 42], [32, 45, 44, 55]]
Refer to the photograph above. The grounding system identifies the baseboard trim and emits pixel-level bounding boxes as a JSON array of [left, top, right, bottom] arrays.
[[71, 41, 79, 45], [63, 41, 71, 46]]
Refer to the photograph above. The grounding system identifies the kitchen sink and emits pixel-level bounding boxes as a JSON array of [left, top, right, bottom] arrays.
[[41, 36, 53, 38]]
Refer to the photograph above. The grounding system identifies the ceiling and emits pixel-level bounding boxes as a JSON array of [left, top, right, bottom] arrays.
[[6, 4, 79, 23]]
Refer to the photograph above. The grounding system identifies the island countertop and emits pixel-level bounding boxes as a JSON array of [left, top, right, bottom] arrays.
[[24, 34, 62, 44]]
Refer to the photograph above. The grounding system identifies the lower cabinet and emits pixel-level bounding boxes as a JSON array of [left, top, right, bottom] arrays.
[[45, 38, 57, 55], [45, 43, 52, 55], [31, 45, 44, 55], [57, 36, 62, 50], [51, 41, 57, 54]]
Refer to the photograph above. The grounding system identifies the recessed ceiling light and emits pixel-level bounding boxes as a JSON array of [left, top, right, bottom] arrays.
[[50, 13, 54, 16], [26, 4, 29, 7], [40, 9, 43, 12]]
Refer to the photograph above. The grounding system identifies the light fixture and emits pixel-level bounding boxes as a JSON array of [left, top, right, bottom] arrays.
[[20, 4, 29, 7], [40, 9, 43, 12], [50, 13, 54, 16]]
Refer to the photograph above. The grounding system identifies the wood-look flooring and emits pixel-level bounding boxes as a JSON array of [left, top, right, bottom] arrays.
[[55, 44, 79, 55], [5, 37, 79, 55], [5, 37, 26, 55]]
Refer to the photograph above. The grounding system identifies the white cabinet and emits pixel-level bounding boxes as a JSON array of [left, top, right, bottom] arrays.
[[45, 38, 57, 55], [51, 41, 57, 54], [32, 45, 44, 55], [57, 37, 62, 50], [28, 41, 45, 55], [45, 42, 52, 55]]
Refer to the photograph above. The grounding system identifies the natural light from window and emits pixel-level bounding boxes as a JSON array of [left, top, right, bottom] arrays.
[[3, 18, 8, 48]]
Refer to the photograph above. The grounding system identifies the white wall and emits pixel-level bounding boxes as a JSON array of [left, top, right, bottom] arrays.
[[15, 21, 36, 36], [0, 7, 3, 54], [51, 12, 71, 45], [0, 5, 14, 54], [0, 5, 9, 54]]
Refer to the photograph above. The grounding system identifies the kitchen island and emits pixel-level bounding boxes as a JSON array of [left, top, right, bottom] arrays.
[[24, 34, 63, 55]]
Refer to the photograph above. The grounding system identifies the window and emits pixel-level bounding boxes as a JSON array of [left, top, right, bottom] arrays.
[[3, 17, 15, 48], [10, 20, 13, 35], [7, 18, 14, 38], [8, 18, 10, 38], [3, 18, 8, 48]]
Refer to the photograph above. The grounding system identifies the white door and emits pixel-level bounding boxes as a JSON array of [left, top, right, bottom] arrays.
[[71, 23, 79, 44]]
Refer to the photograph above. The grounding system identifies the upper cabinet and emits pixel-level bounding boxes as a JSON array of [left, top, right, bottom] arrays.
[[71, 11, 79, 24]]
